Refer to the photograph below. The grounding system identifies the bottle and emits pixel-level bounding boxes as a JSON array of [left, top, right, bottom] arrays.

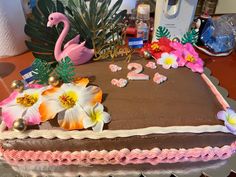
[[136, 3, 150, 42], [202, 0, 218, 15]]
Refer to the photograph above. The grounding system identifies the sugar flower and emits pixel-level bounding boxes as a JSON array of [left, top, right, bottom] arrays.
[[111, 78, 128, 88], [109, 64, 122, 72], [83, 103, 111, 132], [0, 85, 45, 128], [182, 43, 204, 73], [170, 42, 204, 73], [39, 79, 102, 130], [217, 108, 236, 134], [157, 52, 178, 69], [145, 61, 157, 69], [141, 37, 173, 59], [153, 72, 167, 84]]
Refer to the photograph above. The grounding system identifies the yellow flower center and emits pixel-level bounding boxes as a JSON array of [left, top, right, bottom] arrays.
[[59, 91, 78, 109], [91, 111, 102, 123], [186, 55, 196, 63], [164, 57, 173, 65], [227, 115, 236, 125], [151, 43, 160, 52], [16, 94, 38, 107]]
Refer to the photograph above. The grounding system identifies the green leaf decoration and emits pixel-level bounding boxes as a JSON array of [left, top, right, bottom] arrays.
[[156, 26, 171, 40], [55, 57, 75, 83], [25, 0, 77, 62], [32, 58, 53, 84], [67, 0, 127, 50], [181, 29, 199, 45]]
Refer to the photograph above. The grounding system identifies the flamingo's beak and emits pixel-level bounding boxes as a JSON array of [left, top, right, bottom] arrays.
[[47, 21, 53, 28]]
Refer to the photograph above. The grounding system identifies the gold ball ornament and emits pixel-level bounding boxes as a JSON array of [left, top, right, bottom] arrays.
[[172, 37, 181, 42], [13, 118, 27, 132], [143, 50, 152, 59], [48, 76, 60, 87], [11, 80, 24, 92]]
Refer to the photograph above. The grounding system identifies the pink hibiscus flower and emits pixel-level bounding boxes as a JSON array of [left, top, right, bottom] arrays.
[[0, 84, 45, 128], [170, 42, 204, 73]]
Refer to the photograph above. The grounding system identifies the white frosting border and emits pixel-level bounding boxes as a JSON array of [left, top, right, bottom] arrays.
[[0, 125, 231, 140]]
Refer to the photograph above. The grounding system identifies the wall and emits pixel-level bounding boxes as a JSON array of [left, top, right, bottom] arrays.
[[215, 0, 236, 14]]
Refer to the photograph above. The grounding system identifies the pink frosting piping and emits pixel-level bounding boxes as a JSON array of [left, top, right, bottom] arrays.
[[1, 142, 236, 166], [201, 74, 230, 110]]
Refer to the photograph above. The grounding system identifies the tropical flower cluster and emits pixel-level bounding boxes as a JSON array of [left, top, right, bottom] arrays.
[[141, 37, 172, 59], [141, 37, 204, 73], [170, 42, 204, 73], [217, 108, 236, 135], [0, 78, 111, 132]]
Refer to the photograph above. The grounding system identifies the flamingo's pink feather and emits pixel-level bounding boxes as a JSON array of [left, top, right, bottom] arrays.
[[48, 13, 94, 65]]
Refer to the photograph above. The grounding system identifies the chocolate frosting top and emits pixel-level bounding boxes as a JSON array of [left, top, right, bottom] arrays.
[[71, 56, 223, 130], [2, 56, 223, 132]]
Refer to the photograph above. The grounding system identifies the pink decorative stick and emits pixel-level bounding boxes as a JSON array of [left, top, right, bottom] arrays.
[[201, 74, 230, 110], [153, 72, 167, 84], [127, 63, 149, 80]]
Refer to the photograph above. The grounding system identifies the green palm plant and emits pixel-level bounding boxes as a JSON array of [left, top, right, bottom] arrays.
[[25, 0, 127, 63], [67, 0, 127, 57]]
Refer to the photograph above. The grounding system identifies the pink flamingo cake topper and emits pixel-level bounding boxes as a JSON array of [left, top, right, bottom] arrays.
[[47, 12, 94, 65]]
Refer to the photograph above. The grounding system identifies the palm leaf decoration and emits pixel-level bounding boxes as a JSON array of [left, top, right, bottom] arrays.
[[181, 29, 199, 45], [55, 57, 75, 83], [156, 26, 171, 40], [67, 0, 127, 53], [31, 58, 53, 84], [25, 0, 77, 62]]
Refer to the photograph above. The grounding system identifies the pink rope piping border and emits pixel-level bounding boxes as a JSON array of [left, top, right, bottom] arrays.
[[1, 141, 236, 166], [201, 73, 230, 110]]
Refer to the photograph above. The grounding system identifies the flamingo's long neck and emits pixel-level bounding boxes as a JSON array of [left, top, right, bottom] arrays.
[[54, 19, 69, 60]]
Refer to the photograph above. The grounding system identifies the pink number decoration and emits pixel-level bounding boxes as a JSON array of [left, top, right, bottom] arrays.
[[127, 63, 149, 80]]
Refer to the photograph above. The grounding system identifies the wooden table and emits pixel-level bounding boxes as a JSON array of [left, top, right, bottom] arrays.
[[0, 52, 34, 100]]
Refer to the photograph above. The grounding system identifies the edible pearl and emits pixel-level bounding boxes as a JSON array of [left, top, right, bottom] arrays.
[[172, 37, 181, 42], [11, 80, 24, 92], [143, 50, 152, 59], [13, 118, 27, 132], [48, 76, 60, 87]]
